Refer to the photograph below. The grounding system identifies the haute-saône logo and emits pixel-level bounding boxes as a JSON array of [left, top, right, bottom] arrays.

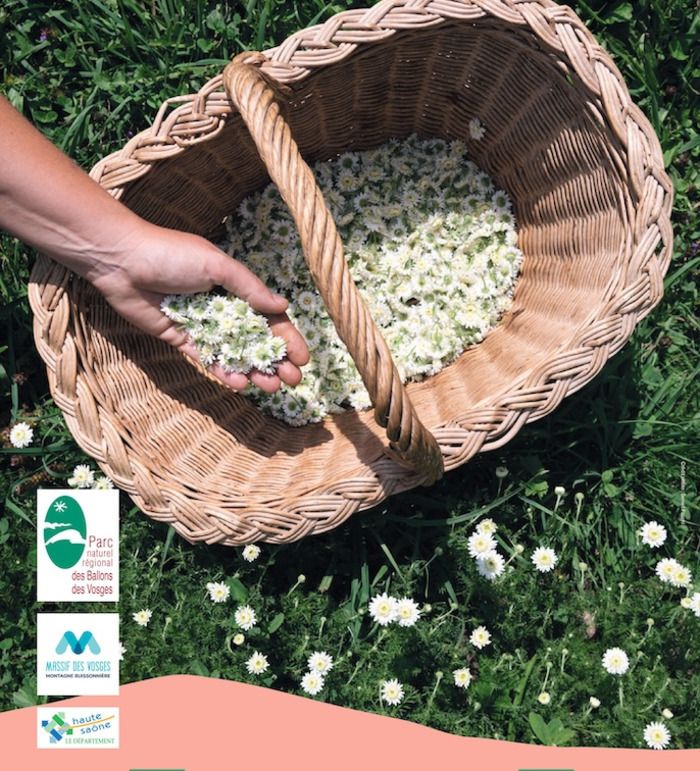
[[37, 708, 119, 749], [37, 489, 119, 602]]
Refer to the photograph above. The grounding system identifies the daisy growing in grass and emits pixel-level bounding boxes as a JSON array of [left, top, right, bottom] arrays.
[[68, 464, 95, 489], [643, 721, 671, 750], [602, 647, 629, 675], [468, 531, 497, 558], [452, 668, 472, 689], [531, 546, 558, 573], [655, 558, 678, 583], [246, 651, 269, 676], [380, 679, 404, 706], [476, 518, 498, 536], [206, 581, 230, 603], [670, 563, 692, 588], [234, 605, 257, 631], [132, 609, 152, 627], [639, 520, 667, 548], [9, 422, 33, 448], [369, 593, 398, 626], [476, 551, 505, 581], [307, 651, 334, 675], [301, 671, 325, 696], [242, 544, 261, 562], [470, 626, 492, 650], [395, 597, 421, 627]]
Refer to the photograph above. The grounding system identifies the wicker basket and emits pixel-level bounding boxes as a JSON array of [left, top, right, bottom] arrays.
[[29, 0, 673, 546]]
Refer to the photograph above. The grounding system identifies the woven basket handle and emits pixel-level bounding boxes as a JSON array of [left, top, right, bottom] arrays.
[[222, 52, 444, 483]]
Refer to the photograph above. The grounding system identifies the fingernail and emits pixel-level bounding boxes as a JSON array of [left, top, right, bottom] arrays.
[[272, 292, 288, 304]]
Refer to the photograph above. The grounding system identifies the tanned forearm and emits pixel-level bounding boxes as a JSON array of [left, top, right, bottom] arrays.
[[0, 95, 308, 391]]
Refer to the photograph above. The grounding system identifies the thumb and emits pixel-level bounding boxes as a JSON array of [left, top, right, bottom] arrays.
[[207, 250, 288, 315]]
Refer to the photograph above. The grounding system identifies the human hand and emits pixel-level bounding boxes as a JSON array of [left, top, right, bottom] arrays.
[[87, 221, 309, 393], [0, 95, 308, 392]]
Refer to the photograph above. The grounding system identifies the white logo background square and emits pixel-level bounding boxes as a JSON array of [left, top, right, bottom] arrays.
[[37, 707, 120, 749], [37, 613, 119, 696], [37, 489, 119, 602]]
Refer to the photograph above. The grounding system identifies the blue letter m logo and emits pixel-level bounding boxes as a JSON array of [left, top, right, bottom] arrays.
[[55, 631, 100, 655]]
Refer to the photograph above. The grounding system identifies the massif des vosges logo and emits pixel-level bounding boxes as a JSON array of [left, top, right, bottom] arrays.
[[55, 630, 100, 655], [43, 495, 87, 569], [37, 612, 119, 695]]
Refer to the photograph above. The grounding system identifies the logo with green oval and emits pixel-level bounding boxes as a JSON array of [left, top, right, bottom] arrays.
[[43, 495, 87, 569]]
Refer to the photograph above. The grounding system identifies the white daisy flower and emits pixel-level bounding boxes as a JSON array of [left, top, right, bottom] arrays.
[[118, 642, 126, 661], [589, 696, 601, 708], [307, 651, 334, 675], [689, 592, 700, 617], [232, 633, 245, 646], [132, 609, 152, 627], [395, 597, 421, 627], [643, 721, 671, 750], [476, 551, 505, 581], [234, 605, 257, 631], [301, 671, 325, 695], [639, 521, 667, 548], [92, 476, 114, 490], [246, 651, 269, 676], [452, 668, 472, 689], [531, 546, 558, 573], [470, 626, 492, 650], [655, 558, 679, 583], [602, 647, 629, 675], [670, 563, 692, 588], [662, 708, 674, 720], [368, 593, 398, 626], [69, 464, 95, 489], [380, 679, 404, 706], [242, 544, 261, 562], [9, 422, 34, 448], [206, 581, 230, 604], [468, 117, 486, 140], [537, 691, 551, 705], [467, 531, 497, 558], [476, 518, 498, 536]]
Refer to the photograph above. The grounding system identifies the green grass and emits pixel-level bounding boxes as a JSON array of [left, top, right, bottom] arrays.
[[1, 0, 698, 749]]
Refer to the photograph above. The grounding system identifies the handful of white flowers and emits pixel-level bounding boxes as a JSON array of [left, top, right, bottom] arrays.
[[161, 294, 287, 375], [164, 133, 523, 426]]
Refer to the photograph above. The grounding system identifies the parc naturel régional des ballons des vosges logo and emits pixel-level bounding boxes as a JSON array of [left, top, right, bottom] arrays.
[[37, 489, 119, 602], [44, 495, 86, 569]]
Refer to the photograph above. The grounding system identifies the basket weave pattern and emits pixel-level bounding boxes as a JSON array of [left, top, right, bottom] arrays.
[[29, 0, 673, 545]]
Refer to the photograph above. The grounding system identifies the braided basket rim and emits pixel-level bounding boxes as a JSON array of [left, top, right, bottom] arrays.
[[29, 0, 674, 546]]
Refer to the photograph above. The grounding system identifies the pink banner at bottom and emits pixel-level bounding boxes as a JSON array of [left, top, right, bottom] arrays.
[[0, 675, 697, 770]]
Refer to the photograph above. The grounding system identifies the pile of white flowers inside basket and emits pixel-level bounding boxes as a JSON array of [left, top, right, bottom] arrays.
[[162, 133, 523, 426]]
